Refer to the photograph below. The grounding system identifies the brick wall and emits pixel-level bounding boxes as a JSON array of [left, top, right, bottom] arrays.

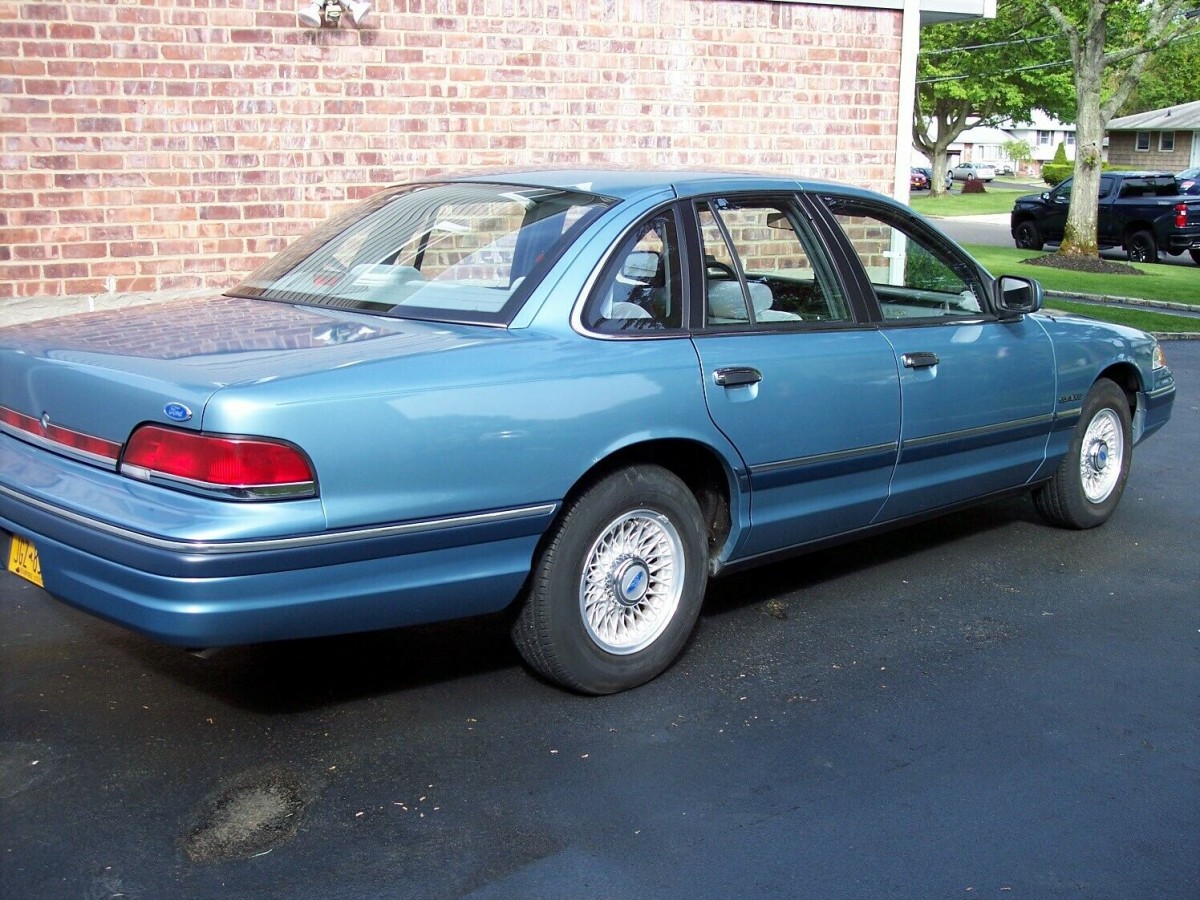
[[0, 0, 903, 302]]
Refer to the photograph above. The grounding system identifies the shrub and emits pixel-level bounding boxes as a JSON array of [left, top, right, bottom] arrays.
[[1042, 163, 1072, 186], [962, 176, 987, 193], [1043, 141, 1072, 185]]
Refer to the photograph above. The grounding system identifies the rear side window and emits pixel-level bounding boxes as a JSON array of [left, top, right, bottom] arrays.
[[582, 211, 685, 334], [694, 199, 850, 328]]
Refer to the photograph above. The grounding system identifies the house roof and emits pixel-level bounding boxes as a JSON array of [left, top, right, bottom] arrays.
[[1006, 110, 1076, 131], [956, 125, 1015, 145], [1108, 100, 1200, 131]]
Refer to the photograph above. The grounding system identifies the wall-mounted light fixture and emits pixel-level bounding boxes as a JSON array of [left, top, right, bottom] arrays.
[[299, 0, 371, 28]]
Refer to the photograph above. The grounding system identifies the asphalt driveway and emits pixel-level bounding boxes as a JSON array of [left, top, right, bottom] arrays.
[[3, 343, 1197, 899]]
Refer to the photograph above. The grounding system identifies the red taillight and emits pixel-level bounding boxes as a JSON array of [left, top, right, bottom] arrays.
[[0, 405, 122, 462], [1175, 203, 1188, 230], [121, 425, 316, 499]]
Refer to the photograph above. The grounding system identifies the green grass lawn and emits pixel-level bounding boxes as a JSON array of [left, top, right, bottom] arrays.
[[963, 244, 1200, 307], [909, 189, 1024, 218], [1037, 298, 1200, 334]]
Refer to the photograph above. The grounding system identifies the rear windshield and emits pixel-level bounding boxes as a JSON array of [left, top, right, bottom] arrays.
[[229, 182, 614, 325]]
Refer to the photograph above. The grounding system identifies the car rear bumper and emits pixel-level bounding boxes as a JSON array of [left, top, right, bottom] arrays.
[[1, 461, 555, 647], [1164, 232, 1200, 252]]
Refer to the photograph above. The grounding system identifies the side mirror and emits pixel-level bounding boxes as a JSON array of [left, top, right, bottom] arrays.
[[994, 275, 1043, 317]]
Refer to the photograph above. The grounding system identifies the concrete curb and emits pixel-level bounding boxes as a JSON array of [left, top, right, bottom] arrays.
[[1044, 289, 1198, 315]]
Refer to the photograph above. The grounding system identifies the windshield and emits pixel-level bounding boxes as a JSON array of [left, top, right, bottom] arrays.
[[229, 182, 614, 325]]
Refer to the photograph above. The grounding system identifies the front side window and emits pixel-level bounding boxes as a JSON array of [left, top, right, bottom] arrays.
[[821, 197, 987, 320], [230, 182, 613, 325], [695, 199, 850, 327]]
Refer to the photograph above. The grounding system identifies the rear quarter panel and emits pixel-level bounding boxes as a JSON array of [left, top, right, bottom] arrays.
[[201, 329, 731, 531]]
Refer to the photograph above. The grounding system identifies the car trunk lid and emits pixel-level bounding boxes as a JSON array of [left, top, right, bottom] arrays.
[[0, 294, 493, 462]]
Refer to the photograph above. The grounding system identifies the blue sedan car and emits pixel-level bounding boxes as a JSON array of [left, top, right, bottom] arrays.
[[0, 170, 1176, 693]]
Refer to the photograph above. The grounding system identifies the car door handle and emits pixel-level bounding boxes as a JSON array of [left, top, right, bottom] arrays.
[[713, 366, 762, 387], [901, 352, 939, 369]]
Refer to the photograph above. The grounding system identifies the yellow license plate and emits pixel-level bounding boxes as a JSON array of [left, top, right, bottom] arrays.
[[7, 534, 44, 588]]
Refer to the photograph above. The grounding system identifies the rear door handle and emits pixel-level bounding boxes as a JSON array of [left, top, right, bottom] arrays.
[[713, 366, 763, 387], [901, 351, 939, 369]]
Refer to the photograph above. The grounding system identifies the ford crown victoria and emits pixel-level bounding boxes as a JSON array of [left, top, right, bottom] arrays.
[[0, 170, 1176, 693]]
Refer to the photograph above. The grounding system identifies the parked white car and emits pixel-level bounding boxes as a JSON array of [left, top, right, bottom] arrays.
[[952, 162, 996, 182]]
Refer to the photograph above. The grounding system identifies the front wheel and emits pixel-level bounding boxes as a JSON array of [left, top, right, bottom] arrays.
[[1127, 230, 1157, 264], [512, 465, 709, 694], [1033, 380, 1132, 529], [1014, 220, 1044, 251]]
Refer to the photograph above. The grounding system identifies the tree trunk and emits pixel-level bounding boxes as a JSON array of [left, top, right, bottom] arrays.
[[1057, 14, 1108, 258], [929, 156, 951, 197]]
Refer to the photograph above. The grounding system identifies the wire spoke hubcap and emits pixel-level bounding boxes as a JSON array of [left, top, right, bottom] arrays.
[[579, 510, 684, 655], [1080, 408, 1124, 503]]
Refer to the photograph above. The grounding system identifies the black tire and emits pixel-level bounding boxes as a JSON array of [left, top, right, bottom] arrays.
[[511, 465, 708, 694], [1033, 380, 1132, 529], [1189, 249, 1200, 266], [1127, 230, 1157, 264], [1014, 220, 1044, 251]]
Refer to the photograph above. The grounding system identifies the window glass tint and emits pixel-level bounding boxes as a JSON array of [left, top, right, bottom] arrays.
[[584, 211, 683, 333], [824, 198, 987, 320], [230, 182, 612, 325], [697, 200, 849, 327]]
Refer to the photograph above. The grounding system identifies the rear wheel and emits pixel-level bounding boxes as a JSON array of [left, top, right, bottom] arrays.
[[1127, 230, 1157, 264], [1033, 380, 1132, 529], [1014, 220, 1044, 251], [512, 465, 708, 694]]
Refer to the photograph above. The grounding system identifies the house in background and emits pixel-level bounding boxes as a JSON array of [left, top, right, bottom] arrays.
[[1003, 111, 1077, 176], [1106, 100, 1200, 172], [947, 124, 1016, 171], [914, 110, 1076, 178]]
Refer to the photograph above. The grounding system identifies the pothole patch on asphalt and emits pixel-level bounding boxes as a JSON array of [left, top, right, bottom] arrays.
[[182, 769, 308, 862]]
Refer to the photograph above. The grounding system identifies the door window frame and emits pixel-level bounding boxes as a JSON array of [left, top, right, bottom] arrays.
[[806, 191, 997, 326], [680, 192, 875, 333]]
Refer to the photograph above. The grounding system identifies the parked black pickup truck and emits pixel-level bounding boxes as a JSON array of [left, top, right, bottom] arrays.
[[1010, 170, 1200, 264]]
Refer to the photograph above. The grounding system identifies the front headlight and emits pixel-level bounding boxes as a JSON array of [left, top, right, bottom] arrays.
[[1151, 342, 1167, 371]]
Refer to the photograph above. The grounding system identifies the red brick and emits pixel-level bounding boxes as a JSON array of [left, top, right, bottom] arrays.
[[1, 0, 905, 299]]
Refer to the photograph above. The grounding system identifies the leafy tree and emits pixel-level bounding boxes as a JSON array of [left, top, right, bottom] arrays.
[[1117, 34, 1200, 115], [915, 5, 1073, 197], [1002, 138, 1035, 173], [1042, 0, 1199, 259]]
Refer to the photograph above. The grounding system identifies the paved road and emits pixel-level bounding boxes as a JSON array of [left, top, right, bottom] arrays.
[[3, 345, 1198, 899]]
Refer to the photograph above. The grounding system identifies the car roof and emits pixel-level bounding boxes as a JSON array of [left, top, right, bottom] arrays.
[[436, 168, 882, 204]]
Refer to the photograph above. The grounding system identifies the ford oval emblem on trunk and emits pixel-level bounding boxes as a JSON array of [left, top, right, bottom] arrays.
[[164, 402, 192, 422]]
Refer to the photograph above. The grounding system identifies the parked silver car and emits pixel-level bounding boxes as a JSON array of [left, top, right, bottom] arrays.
[[952, 162, 996, 182]]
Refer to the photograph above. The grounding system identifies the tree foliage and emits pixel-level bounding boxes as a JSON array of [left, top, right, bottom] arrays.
[[914, 4, 1073, 196], [1002, 138, 1035, 172], [1117, 34, 1200, 115]]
